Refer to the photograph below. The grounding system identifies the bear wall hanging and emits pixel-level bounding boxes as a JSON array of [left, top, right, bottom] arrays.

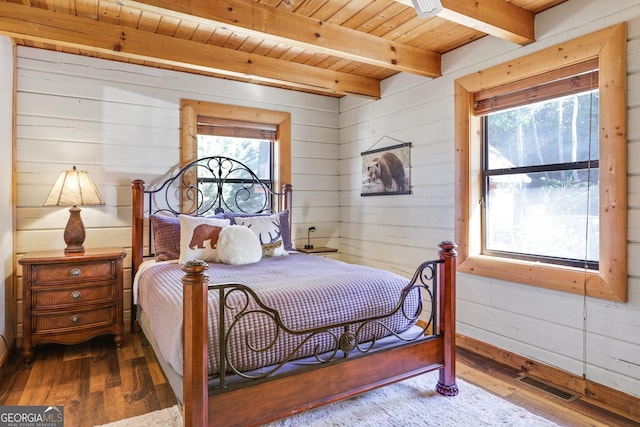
[[361, 139, 411, 196]]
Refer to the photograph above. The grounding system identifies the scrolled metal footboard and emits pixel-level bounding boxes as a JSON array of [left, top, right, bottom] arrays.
[[203, 258, 442, 391], [180, 242, 458, 426]]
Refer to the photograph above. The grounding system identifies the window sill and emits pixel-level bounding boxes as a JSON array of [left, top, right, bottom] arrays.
[[458, 254, 626, 301]]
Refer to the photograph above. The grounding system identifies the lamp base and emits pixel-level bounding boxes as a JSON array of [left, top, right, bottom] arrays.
[[64, 206, 86, 254], [304, 244, 314, 250], [65, 247, 85, 255]]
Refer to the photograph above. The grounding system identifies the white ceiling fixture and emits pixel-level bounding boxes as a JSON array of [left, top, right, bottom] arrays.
[[411, 0, 443, 18]]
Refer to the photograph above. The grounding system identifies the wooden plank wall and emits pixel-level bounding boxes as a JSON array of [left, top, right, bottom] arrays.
[[13, 48, 340, 337], [0, 36, 14, 367], [338, 1, 640, 399]]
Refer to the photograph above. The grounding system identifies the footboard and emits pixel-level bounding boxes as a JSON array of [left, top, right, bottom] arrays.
[[182, 241, 457, 427]]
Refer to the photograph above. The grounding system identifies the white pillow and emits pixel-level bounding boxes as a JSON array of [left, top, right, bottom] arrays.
[[217, 225, 263, 265], [233, 213, 289, 257], [178, 215, 230, 264]]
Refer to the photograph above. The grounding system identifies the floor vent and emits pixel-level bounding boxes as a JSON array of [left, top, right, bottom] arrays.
[[516, 375, 580, 402]]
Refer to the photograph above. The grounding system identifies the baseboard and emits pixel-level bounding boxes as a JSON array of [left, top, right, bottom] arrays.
[[457, 334, 640, 421]]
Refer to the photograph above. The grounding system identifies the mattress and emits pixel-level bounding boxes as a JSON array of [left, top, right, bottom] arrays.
[[135, 253, 420, 377]]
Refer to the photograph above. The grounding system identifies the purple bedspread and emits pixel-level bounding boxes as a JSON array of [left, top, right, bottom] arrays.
[[136, 253, 419, 376]]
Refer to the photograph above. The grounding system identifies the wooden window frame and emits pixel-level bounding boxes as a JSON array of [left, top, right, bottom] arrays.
[[180, 99, 291, 195], [454, 23, 628, 302]]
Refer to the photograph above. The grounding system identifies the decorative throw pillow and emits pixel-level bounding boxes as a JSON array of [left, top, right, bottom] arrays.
[[178, 215, 230, 264], [217, 225, 263, 265], [223, 210, 292, 251], [150, 213, 180, 261], [233, 213, 289, 257]]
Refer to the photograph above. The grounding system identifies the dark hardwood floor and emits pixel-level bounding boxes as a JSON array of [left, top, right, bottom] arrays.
[[0, 332, 637, 426], [456, 347, 639, 427], [0, 332, 178, 426]]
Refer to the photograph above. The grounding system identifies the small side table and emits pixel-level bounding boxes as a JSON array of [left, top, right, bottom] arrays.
[[297, 247, 339, 258], [19, 248, 126, 364]]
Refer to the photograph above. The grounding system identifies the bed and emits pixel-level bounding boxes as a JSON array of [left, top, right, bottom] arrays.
[[130, 156, 458, 427]]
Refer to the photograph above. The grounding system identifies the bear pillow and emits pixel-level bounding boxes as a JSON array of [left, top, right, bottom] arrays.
[[178, 215, 230, 264], [217, 225, 263, 265]]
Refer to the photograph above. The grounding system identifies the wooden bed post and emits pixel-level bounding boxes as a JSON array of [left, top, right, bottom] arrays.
[[281, 183, 292, 223], [182, 260, 209, 427], [131, 180, 145, 333], [436, 241, 458, 396], [131, 180, 145, 278]]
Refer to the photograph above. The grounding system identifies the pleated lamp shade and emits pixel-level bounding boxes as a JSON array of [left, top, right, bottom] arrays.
[[44, 166, 105, 254]]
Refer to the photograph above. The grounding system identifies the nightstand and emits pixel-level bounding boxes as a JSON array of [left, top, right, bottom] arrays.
[[19, 248, 126, 364], [297, 247, 339, 258]]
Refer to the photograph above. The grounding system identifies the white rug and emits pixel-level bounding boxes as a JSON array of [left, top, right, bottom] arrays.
[[96, 370, 559, 426], [96, 404, 182, 427]]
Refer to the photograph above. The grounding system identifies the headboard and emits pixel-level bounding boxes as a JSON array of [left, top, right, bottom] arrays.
[[131, 156, 292, 276]]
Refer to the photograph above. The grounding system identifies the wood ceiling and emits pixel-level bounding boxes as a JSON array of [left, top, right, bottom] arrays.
[[0, 0, 568, 98]]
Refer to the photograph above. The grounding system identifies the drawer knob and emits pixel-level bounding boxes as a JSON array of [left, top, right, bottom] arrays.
[[70, 268, 81, 277], [71, 315, 80, 324], [70, 291, 81, 300]]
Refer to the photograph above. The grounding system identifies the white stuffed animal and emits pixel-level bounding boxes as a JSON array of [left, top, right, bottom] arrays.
[[217, 225, 263, 265]]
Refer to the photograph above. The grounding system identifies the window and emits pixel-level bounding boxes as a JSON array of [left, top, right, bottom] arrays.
[[480, 67, 599, 269], [196, 118, 275, 213], [180, 99, 292, 214], [454, 24, 627, 302]]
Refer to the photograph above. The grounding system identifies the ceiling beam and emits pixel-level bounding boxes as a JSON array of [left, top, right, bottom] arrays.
[[109, 0, 442, 78], [0, 2, 380, 98], [397, 0, 535, 45]]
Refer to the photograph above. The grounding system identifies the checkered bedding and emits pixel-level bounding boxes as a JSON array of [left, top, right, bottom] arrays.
[[135, 253, 419, 376]]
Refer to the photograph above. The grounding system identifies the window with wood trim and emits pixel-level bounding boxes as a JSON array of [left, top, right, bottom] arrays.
[[180, 100, 292, 213], [479, 63, 599, 269], [454, 24, 627, 302]]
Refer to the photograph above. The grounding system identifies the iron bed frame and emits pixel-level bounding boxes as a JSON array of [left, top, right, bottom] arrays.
[[130, 156, 458, 427]]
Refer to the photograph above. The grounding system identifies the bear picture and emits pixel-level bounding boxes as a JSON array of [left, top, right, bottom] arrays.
[[361, 143, 411, 195], [188, 224, 223, 249]]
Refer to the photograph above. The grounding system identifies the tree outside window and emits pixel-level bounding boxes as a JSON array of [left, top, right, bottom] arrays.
[[195, 134, 273, 214], [482, 90, 599, 268]]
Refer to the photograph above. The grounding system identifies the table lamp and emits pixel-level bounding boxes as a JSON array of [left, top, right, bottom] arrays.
[[305, 226, 316, 250], [43, 166, 105, 254]]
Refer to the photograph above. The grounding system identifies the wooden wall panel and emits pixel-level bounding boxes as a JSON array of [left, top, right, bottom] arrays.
[[14, 47, 340, 343], [0, 36, 15, 368]]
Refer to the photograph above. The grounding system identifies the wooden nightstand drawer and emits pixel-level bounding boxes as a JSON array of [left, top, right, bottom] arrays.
[[33, 306, 116, 334], [31, 260, 116, 285], [32, 282, 115, 309]]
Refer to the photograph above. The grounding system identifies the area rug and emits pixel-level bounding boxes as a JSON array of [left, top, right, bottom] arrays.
[[96, 404, 182, 427], [96, 370, 559, 426]]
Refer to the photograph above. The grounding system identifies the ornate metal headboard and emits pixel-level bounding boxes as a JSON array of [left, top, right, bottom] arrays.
[[131, 156, 292, 274]]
